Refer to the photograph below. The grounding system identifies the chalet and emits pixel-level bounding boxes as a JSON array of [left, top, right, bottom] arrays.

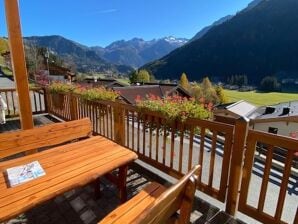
[[48, 63, 75, 82], [250, 101, 298, 138], [113, 84, 191, 104], [213, 100, 257, 125]]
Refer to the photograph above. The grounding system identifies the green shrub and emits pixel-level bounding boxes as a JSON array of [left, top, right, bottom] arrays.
[[75, 86, 118, 101], [48, 82, 75, 94], [136, 94, 212, 122]]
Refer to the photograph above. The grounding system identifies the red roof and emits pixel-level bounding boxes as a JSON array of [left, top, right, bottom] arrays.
[[113, 85, 191, 104]]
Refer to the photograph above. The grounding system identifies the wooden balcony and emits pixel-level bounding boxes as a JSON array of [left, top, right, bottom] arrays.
[[0, 88, 297, 224]]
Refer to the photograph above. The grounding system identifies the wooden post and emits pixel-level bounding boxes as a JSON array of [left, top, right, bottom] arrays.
[[225, 117, 249, 215], [70, 94, 78, 121], [43, 88, 49, 113], [4, 0, 33, 130], [114, 103, 125, 146]]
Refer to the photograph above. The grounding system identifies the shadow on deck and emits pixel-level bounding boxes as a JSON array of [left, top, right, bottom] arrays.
[[1, 115, 246, 224]]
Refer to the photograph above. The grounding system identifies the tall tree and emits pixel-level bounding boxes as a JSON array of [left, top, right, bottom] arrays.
[[180, 72, 190, 90], [201, 77, 219, 104], [260, 76, 280, 92], [215, 86, 228, 104], [201, 77, 213, 92], [129, 70, 138, 83], [138, 69, 150, 83], [190, 84, 202, 100]]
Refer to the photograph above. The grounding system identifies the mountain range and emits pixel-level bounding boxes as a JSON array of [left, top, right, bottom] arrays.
[[24, 35, 188, 74], [92, 37, 188, 68], [24, 36, 133, 74], [143, 0, 298, 84]]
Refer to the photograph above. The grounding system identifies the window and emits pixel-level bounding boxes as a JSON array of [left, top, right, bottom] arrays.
[[268, 127, 278, 134]]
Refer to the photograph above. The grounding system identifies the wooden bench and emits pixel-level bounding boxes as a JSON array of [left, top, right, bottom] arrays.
[[0, 118, 93, 160], [0, 118, 137, 222], [99, 165, 200, 224]]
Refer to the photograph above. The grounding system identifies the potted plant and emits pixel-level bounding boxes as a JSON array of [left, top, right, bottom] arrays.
[[48, 82, 75, 110], [74, 87, 119, 102], [136, 94, 212, 123]]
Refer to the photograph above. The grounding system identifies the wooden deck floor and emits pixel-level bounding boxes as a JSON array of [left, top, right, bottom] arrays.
[[0, 114, 58, 133], [0, 115, 247, 224]]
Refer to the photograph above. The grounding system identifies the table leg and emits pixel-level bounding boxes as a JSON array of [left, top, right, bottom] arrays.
[[118, 165, 128, 203], [93, 178, 101, 199]]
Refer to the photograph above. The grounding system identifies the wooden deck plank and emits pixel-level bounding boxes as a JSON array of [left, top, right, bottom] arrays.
[[0, 139, 121, 193]]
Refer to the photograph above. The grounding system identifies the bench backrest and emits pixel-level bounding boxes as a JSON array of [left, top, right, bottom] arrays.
[[0, 118, 92, 159], [136, 165, 200, 224]]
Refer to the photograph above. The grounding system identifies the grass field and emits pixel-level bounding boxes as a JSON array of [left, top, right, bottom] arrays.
[[224, 89, 298, 106]]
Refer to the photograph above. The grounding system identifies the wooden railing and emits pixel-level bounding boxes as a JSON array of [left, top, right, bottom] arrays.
[[47, 92, 236, 201], [45, 91, 298, 224], [0, 87, 46, 117], [239, 130, 298, 224]]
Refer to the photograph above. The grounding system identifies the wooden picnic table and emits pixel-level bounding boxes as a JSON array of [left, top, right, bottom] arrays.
[[0, 135, 137, 222]]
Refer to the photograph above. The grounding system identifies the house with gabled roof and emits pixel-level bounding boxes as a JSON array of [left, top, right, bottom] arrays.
[[213, 100, 257, 125], [113, 84, 191, 105], [250, 101, 298, 138], [48, 63, 76, 82]]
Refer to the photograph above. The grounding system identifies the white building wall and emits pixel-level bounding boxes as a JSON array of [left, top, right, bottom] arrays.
[[252, 121, 298, 139]]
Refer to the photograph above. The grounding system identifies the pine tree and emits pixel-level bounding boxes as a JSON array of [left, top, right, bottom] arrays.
[[201, 77, 213, 92], [201, 77, 219, 104], [190, 84, 202, 100], [129, 70, 138, 83], [180, 72, 190, 90], [215, 86, 228, 104]]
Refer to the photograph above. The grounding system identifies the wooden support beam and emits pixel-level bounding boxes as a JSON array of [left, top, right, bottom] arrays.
[[4, 0, 33, 130], [225, 117, 249, 215]]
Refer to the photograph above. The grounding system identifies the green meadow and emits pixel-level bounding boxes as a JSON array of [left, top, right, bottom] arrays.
[[224, 89, 298, 106]]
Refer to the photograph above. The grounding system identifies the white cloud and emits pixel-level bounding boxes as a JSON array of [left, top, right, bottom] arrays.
[[92, 8, 118, 15]]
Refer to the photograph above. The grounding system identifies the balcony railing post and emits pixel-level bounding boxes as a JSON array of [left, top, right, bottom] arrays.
[[295, 207, 298, 224], [43, 88, 49, 113], [70, 93, 78, 121], [225, 116, 249, 216], [114, 103, 125, 146]]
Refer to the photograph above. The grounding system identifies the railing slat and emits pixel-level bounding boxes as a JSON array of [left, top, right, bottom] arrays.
[[208, 130, 217, 187], [198, 128, 206, 181], [149, 115, 153, 159], [274, 151, 294, 221], [155, 117, 160, 162], [170, 123, 176, 169], [258, 145, 274, 212], [126, 109, 129, 147], [162, 121, 167, 166], [11, 91, 15, 115], [137, 115, 140, 153], [188, 125, 194, 171], [178, 123, 184, 173]]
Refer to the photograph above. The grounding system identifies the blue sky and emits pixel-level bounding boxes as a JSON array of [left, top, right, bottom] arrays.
[[0, 0, 252, 47]]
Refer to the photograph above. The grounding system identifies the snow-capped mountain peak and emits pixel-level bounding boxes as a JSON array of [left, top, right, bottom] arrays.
[[164, 36, 188, 44]]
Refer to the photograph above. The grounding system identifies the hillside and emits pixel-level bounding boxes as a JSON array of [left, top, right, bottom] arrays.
[[190, 15, 233, 42], [143, 0, 298, 84], [91, 37, 188, 68], [0, 37, 9, 66], [24, 35, 133, 74]]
